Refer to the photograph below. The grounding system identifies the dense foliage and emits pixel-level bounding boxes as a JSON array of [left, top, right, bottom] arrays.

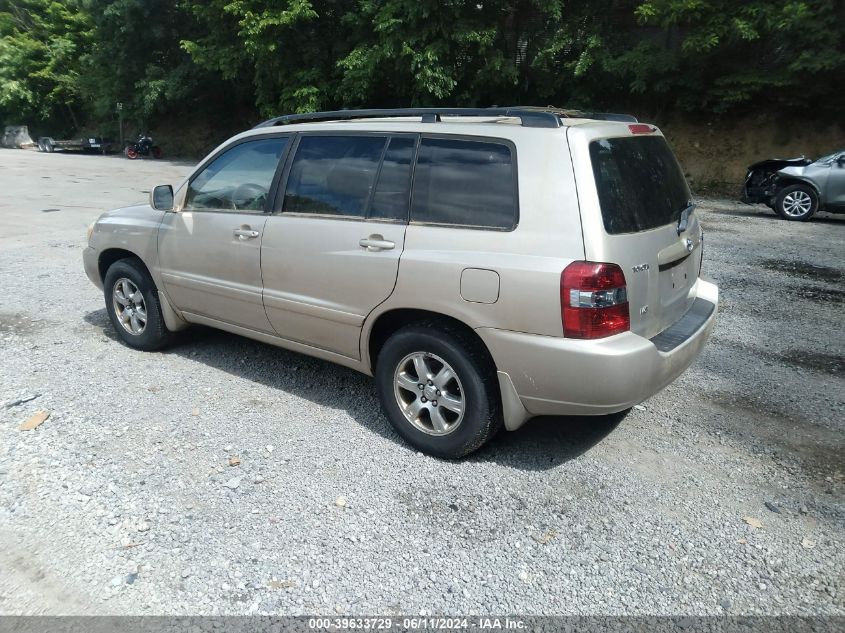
[[1, 0, 842, 138]]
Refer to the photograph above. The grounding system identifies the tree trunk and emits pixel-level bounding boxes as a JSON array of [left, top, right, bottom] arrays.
[[66, 104, 81, 132]]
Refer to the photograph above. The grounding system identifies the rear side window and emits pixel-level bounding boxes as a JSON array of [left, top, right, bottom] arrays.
[[589, 136, 691, 234], [411, 138, 517, 229], [283, 135, 387, 217], [369, 136, 415, 221]]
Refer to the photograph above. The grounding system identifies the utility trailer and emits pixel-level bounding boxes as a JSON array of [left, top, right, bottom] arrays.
[[37, 136, 115, 154]]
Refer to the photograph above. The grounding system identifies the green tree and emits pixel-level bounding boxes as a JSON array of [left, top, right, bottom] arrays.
[[598, 0, 845, 115], [3, 0, 842, 140], [179, 0, 639, 113], [181, 0, 349, 117], [80, 0, 241, 130], [0, 0, 92, 132]]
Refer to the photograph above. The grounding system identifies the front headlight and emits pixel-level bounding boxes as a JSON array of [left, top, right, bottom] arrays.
[[86, 223, 95, 242]]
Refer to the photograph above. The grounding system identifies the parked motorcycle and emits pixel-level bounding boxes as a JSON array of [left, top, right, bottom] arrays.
[[125, 134, 162, 159]]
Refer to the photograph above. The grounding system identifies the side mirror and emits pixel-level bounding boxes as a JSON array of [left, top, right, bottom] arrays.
[[837, 155, 845, 166], [151, 184, 174, 211]]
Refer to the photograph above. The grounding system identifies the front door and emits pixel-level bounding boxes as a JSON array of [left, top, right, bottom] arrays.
[[825, 152, 845, 208], [260, 133, 415, 358], [158, 135, 289, 332]]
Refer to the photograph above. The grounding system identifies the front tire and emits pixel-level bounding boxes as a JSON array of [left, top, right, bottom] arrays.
[[375, 323, 502, 458], [775, 185, 818, 221], [125, 146, 138, 159], [103, 258, 172, 351]]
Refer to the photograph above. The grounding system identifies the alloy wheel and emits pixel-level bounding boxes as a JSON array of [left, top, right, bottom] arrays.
[[393, 352, 465, 436], [112, 278, 147, 335], [781, 190, 813, 218]]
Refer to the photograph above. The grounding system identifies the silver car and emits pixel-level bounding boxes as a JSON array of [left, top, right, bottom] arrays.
[[742, 148, 845, 221], [83, 107, 718, 458]]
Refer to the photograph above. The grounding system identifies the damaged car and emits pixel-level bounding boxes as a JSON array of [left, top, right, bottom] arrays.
[[742, 149, 845, 221]]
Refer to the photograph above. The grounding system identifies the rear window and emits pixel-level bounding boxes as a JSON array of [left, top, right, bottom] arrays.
[[589, 136, 691, 234], [411, 138, 517, 230]]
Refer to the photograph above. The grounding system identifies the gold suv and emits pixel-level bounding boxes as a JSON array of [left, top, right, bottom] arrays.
[[84, 108, 718, 458]]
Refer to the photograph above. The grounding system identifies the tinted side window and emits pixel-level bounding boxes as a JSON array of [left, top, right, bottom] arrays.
[[369, 137, 415, 221], [411, 138, 516, 229], [186, 137, 287, 212], [283, 135, 387, 217]]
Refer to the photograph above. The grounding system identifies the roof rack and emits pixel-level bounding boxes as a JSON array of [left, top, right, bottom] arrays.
[[253, 107, 637, 129], [502, 106, 638, 123]]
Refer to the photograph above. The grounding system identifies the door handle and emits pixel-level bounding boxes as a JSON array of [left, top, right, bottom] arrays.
[[233, 227, 260, 240], [359, 234, 395, 251]]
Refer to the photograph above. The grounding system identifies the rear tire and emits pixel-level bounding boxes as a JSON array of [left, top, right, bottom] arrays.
[[152, 146, 162, 159], [103, 258, 172, 351], [775, 184, 817, 221], [375, 323, 502, 458]]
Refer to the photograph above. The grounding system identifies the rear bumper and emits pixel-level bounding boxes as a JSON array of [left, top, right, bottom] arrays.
[[478, 279, 718, 426]]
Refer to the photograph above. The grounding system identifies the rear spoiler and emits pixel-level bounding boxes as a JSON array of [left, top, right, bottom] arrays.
[[585, 112, 639, 123]]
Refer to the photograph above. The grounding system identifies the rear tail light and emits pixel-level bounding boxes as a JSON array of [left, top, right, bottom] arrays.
[[628, 123, 655, 134], [561, 261, 630, 339]]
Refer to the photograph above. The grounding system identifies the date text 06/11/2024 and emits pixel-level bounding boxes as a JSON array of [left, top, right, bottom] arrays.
[[307, 617, 526, 630]]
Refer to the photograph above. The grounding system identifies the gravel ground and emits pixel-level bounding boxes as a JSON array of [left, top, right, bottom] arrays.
[[0, 149, 843, 616]]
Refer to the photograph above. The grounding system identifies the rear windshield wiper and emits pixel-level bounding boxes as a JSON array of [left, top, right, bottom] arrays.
[[677, 202, 696, 235]]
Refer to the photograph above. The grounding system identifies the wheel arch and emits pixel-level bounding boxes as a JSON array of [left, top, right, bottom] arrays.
[[97, 248, 152, 284], [775, 176, 822, 198], [364, 307, 532, 434], [98, 249, 188, 332], [364, 308, 494, 375]]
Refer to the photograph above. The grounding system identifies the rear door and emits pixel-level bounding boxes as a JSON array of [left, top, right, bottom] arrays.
[[568, 126, 702, 339], [260, 133, 415, 359]]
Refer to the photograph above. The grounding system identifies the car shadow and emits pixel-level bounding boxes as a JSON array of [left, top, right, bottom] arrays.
[[83, 308, 625, 471], [471, 411, 626, 469], [84, 307, 120, 341]]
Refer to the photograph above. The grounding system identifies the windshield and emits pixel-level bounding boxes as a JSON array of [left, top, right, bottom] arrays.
[[589, 136, 691, 234], [814, 149, 845, 163]]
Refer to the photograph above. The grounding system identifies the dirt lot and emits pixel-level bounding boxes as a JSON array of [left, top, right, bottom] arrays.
[[0, 149, 843, 616]]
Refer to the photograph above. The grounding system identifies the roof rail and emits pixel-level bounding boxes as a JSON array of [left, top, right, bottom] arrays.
[[255, 107, 563, 129], [253, 107, 638, 129], [502, 106, 638, 123]]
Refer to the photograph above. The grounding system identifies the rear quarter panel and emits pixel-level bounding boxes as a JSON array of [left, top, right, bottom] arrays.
[[362, 127, 584, 363]]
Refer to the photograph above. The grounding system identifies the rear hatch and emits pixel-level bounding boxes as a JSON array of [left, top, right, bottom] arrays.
[[567, 124, 702, 339]]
